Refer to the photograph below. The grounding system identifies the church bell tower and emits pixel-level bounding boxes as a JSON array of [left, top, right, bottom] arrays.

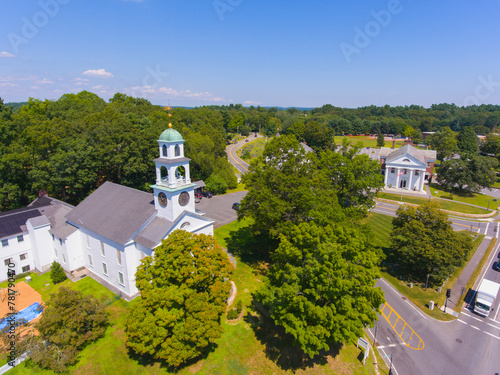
[[150, 106, 196, 221]]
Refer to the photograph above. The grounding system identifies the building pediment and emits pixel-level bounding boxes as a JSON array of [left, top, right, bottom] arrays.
[[386, 154, 426, 168]]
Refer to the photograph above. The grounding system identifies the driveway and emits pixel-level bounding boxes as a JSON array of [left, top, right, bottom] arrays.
[[196, 190, 247, 228]]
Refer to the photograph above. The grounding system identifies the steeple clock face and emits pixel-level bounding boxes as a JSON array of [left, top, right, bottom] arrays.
[[158, 192, 168, 208], [179, 191, 190, 206]]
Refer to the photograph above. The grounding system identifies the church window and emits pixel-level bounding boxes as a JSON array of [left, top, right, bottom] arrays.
[[180, 222, 191, 229], [54, 248, 58, 258], [1, 239, 8, 247], [22, 265, 30, 273], [102, 262, 108, 276], [160, 166, 168, 179], [100, 241, 105, 257], [62, 253, 66, 263], [17, 235, 23, 243], [88, 254, 93, 267], [119, 272, 125, 286], [4, 258, 13, 266], [391, 168, 395, 174], [86, 234, 90, 248], [175, 144, 180, 157], [117, 250, 122, 266], [20, 253, 27, 261], [162, 144, 167, 157], [415, 170, 420, 176]]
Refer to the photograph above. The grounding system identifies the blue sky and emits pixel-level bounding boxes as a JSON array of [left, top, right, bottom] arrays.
[[1, 0, 500, 108]]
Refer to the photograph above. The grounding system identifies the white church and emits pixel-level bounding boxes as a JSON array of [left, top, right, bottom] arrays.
[[0, 125, 214, 300]]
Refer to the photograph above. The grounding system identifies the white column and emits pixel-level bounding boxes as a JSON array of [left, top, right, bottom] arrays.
[[396, 168, 400, 189], [384, 168, 389, 187], [419, 170, 425, 191]]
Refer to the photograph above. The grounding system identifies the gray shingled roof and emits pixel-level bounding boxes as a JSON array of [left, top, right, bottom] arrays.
[[134, 217, 174, 249], [153, 157, 191, 165], [386, 144, 426, 164], [66, 182, 156, 246]]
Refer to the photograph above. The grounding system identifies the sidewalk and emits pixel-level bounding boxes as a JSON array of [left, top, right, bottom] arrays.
[[447, 236, 495, 312]]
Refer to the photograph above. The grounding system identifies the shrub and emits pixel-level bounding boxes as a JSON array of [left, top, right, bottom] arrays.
[[227, 309, 239, 320], [50, 261, 67, 284], [236, 300, 242, 314]]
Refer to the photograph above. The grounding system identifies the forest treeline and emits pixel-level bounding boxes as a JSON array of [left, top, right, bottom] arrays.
[[2, 91, 500, 211]]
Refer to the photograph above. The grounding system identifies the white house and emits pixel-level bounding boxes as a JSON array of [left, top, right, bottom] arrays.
[[0, 125, 214, 300], [359, 143, 437, 192]]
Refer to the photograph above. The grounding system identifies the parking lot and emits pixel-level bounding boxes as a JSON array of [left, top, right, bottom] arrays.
[[196, 190, 247, 228]]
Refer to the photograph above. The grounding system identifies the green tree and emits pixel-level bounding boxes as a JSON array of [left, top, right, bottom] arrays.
[[457, 126, 478, 156], [205, 173, 228, 194], [259, 222, 384, 357], [27, 287, 108, 372], [481, 133, 500, 158], [377, 132, 385, 147], [125, 231, 234, 367], [412, 128, 423, 144], [437, 156, 498, 193], [240, 135, 342, 240], [318, 139, 384, 216], [429, 127, 457, 160], [49, 261, 67, 284], [390, 202, 473, 285]]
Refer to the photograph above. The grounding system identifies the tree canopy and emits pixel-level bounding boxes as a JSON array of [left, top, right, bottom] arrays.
[[457, 126, 478, 156], [389, 202, 473, 285], [437, 155, 498, 193], [25, 287, 108, 372], [259, 222, 384, 357], [429, 127, 457, 160], [125, 230, 234, 368]]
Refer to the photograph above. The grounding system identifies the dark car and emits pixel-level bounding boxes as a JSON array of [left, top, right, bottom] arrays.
[[195, 192, 202, 199], [232, 203, 240, 211], [494, 262, 500, 272], [202, 190, 212, 198]]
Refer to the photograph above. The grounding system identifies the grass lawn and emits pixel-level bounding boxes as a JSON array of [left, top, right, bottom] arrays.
[[237, 137, 267, 162], [377, 192, 490, 214], [6, 219, 386, 375], [334, 136, 405, 149], [429, 183, 500, 211], [364, 212, 484, 321], [226, 183, 247, 194]]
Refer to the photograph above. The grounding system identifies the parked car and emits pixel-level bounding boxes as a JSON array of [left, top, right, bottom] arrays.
[[202, 190, 212, 198], [195, 192, 202, 199], [195, 197, 200, 203], [245, 139, 249, 142], [494, 262, 500, 272], [232, 203, 240, 211]]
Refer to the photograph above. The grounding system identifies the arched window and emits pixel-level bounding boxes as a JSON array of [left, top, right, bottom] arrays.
[[160, 166, 168, 179], [176, 166, 185, 178], [162, 145, 167, 157], [174, 144, 180, 157]]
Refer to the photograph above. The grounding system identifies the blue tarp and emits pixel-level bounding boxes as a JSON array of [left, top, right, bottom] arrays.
[[0, 302, 43, 330]]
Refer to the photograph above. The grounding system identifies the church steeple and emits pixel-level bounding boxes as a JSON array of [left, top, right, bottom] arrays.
[[150, 107, 196, 221]]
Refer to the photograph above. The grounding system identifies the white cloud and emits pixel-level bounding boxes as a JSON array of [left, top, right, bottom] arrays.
[[82, 69, 114, 78], [0, 52, 15, 58], [92, 85, 104, 90], [244, 100, 263, 105], [35, 78, 54, 85]]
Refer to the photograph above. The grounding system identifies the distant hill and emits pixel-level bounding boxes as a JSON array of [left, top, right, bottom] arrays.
[[6, 102, 28, 111]]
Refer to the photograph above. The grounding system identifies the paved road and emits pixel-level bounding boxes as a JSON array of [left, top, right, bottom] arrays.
[[225, 133, 263, 174], [373, 200, 500, 238]]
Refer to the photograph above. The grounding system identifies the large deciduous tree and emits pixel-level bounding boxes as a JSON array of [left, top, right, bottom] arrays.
[[240, 135, 342, 240], [457, 126, 478, 156], [125, 230, 234, 368], [429, 126, 457, 160], [259, 222, 384, 357], [318, 139, 384, 216], [437, 156, 498, 193], [25, 287, 108, 372], [390, 202, 473, 285]]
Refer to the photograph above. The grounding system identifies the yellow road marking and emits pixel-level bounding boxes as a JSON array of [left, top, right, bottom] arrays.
[[228, 143, 249, 172], [380, 302, 425, 350], [453, 222, 479, 230]]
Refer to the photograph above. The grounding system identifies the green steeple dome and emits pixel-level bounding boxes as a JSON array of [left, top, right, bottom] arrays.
[[158, 125, 184, 142]]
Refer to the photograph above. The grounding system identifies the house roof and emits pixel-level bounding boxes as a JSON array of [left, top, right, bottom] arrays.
[[66, 181, 156, 246], [134, 217, 174, 249], [386, 144, 426, 164]]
